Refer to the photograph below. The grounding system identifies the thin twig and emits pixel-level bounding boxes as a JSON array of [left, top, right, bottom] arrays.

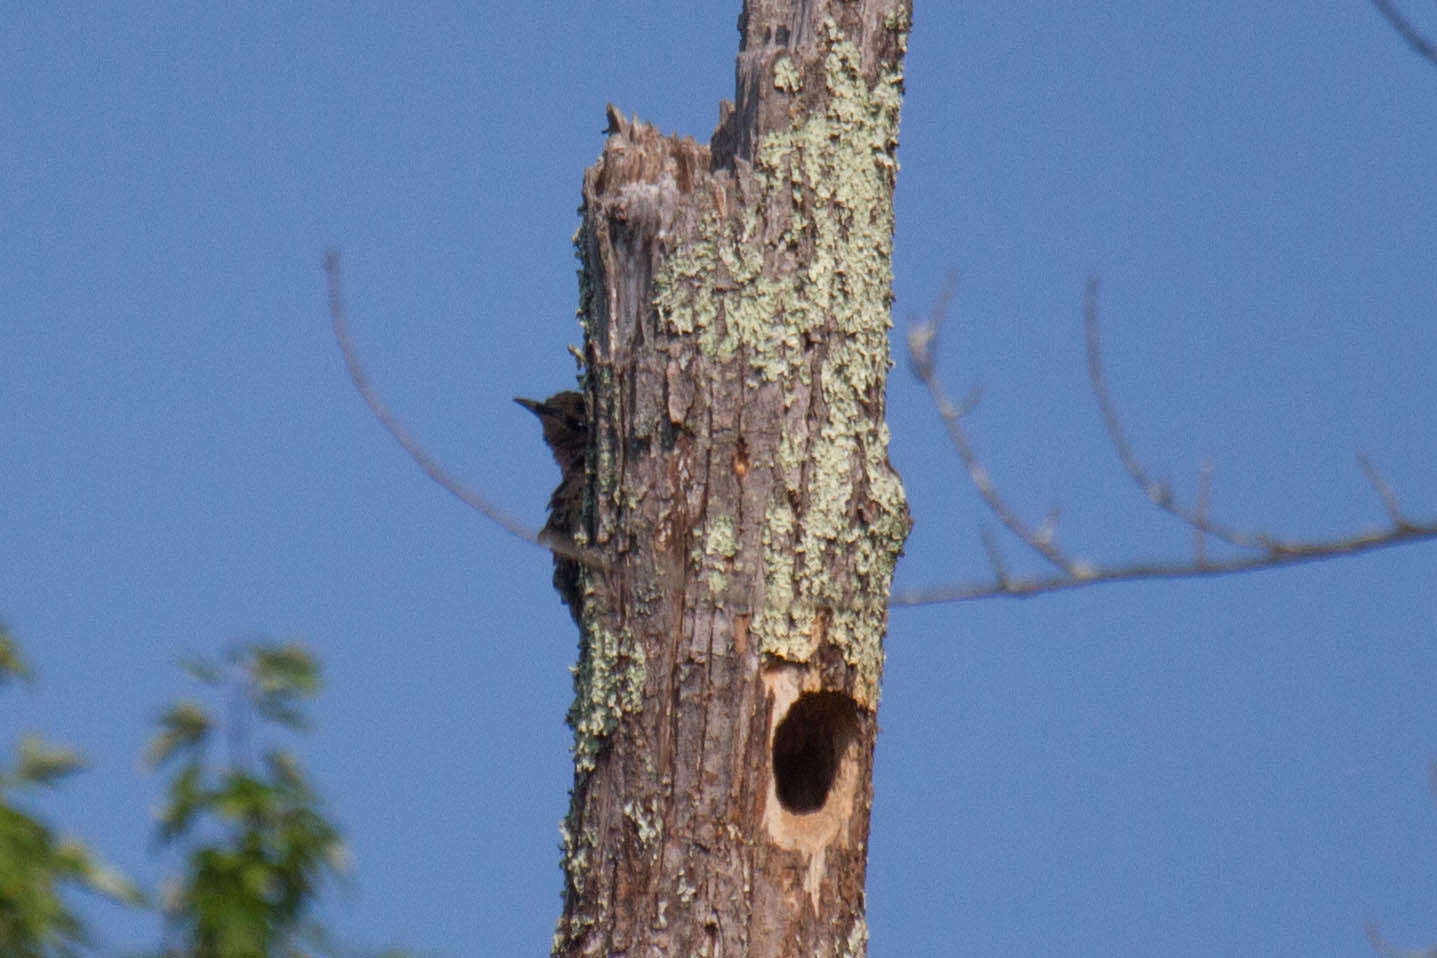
[[979, 527, 1010, 591], [1371, 0, 1437, 68], [1194, 459, 1213, 565], [1084, 277, 1269, 551], [1365, 918, 1437, 958], [908, 276, 1092, 579], [323, 251, 602, 568], [1358, 452, 1407, 527], [1359, 764, 1437, 956]]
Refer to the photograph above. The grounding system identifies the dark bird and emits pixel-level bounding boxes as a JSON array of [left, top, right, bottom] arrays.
[[515, 391, 589, 620]]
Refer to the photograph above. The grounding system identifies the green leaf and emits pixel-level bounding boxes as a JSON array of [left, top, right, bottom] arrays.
[[248, 642, 320, 732], [74, 850, 147, 909], [147, 700, 212, 768], [16, 735, 86, 787], [250, 643, 319, 694], [154, 760, 208, 846], [0, 625, 29, 685]]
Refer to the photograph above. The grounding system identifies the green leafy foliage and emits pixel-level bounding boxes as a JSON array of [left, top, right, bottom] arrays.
[[0, 624, 144, 956], [148, 641, 351, 957], [0, 625, 408, 957]]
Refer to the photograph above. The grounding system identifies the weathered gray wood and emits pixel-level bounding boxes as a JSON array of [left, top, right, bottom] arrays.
[[554, 2, 911, 953]]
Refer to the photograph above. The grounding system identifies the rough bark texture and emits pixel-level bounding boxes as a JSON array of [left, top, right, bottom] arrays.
[[554, 2, 911, 954]]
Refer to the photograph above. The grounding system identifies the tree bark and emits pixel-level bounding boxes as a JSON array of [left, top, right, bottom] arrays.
[[555, 2, 911, 954]]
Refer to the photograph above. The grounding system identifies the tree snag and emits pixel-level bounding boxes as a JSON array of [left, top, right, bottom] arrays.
[[555, 1, 912, 954]]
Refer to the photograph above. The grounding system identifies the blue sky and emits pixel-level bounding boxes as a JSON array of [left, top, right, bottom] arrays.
[[3, 3, 1436, 955]]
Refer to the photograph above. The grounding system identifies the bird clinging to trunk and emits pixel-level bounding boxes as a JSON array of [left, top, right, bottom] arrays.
[[515, 391, 589, 621]]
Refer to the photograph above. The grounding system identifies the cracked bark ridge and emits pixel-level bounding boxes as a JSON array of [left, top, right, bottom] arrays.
[[555, 2, 911, 955]]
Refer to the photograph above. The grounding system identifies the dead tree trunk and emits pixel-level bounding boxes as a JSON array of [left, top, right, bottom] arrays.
[[555, 2, 912, 953]]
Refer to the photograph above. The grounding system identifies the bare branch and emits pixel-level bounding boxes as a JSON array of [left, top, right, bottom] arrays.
[[907, 276, 1095, 580], [891, 517, 1437, 605], [1371, 0, 1437, 69], [323, 251, 603, 570], [1365, 919, 1437, 958], [894, 277, 1437, 607]]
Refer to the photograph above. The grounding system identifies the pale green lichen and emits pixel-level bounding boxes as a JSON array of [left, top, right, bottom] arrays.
[[773, 55, 802, 92], [656, 20, 911, 703], [556, 815, 598, 951], [567, 618, 645, 775], [560, 481, 653, 759], [699, 513, 740, 597], [557, 817, 589, 896], [623, 797, 661, 846], [884, 5, 910, 32]]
